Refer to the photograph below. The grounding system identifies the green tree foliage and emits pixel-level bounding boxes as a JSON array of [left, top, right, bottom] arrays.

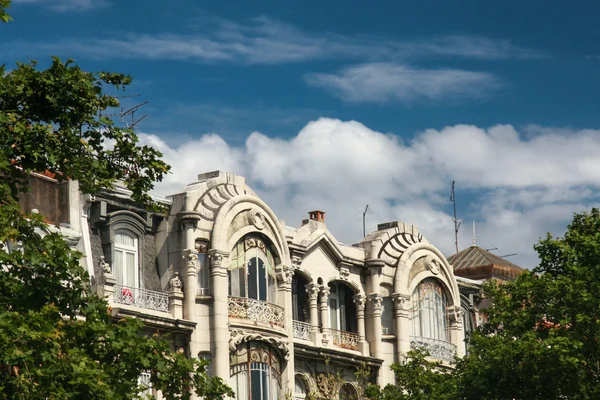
[[368, 208, 600, 400], [364, 349, 457, 400], [0, 5, 233, 399]]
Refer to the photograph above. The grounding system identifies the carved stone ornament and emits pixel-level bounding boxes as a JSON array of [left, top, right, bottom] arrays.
[[291, 255, 303, 270], [353, 294, 367, 311], [282, 264, 295, 284], [306, 284, 320, 301], [195, 241, 209, 254], [426, 255, 441, 275], [249, 209, 266, 230], [169, 272, 183, 291], [316, 373, 337, 398], [320, 287, 331, 301], [100, 256, 112, 274], [392, 293, 410, 311], [183, 251, 198, 268], [368, 293, 383, 310], [229, 329, 290, 360], [340, 266, 350, 281], [208, 251, 224, 267]]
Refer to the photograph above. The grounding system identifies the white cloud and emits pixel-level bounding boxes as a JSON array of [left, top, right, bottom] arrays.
[[140, 118, 600, 269], [305, 63, 501, 103], [12, 0, 109, 12], [2, 16, 543, 64]]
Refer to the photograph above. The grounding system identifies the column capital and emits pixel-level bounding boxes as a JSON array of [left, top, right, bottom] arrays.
[[208, 249, 230, 277], [392, 293, 411, 317], [305, 283, 321, 301], [353, 293, 367, 312], [182, 249, 198, 277], [368, 293, 383, 314], [319, 286, 331, 302]]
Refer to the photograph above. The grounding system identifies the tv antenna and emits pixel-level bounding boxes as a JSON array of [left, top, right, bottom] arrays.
[[485, 245, 518, 258], [102, 94, 148, 130], [449, 180, 461, 253], [362, 204, 369, 238]]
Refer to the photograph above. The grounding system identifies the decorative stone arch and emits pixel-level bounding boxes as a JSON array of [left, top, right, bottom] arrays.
[[338, 381, 360, 400], [211, 195, 290, 267], [294, 371, 317, 398], [394, 243, 460, 308]]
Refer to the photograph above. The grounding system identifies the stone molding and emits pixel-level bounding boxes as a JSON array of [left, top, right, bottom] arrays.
[[229, 329, 290, 360]]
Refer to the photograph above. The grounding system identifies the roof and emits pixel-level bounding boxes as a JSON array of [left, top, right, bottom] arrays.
[[447, 245, 524, 281]]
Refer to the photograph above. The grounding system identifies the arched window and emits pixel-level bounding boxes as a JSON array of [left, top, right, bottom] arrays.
[[410, 279, 449, 341], [228, 236, 277, 303], [294, 376, 307, 400], [113, 230, 139, 288], [230, 342, 281, 400], [339, 383, 358, 400]]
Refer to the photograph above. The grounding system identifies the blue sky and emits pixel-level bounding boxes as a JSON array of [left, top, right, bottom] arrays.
[[3, 0, 600, 267]]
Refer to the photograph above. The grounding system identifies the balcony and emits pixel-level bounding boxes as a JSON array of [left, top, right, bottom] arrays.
[[113, 284, 169, 313], [228, 296, 285, 329], [292, 320, 311, 340], [410, 336, 457, 363], [330, 329, 359, 351]]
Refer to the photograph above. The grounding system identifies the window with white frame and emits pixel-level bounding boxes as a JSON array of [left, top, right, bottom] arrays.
[[410, 279, 449, 341], [228, 236, 277, 303], [328, 282, 357, 333], [113, 230, 139, 288]]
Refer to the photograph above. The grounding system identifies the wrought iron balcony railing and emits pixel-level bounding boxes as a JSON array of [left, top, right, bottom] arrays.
[[113, 284, 169, 313], [228, 296, 285, 328], [410, 336, 457, 363], [330, 329, 359, 351], [292, 320, 311, 340]]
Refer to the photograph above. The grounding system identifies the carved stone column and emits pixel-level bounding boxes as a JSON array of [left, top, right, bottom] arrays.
[[100, 256, 116, 304], [168, 272, 184, 319], [209, 249, 230, 379], [368, 293, 383, 383], [319, 287, 331, 346], [353, 294, 369, 356], [306, 283, 321, 344], [181, 250, 198, 320], [392, 293, 411, 361], [448, 306, 465, 357]]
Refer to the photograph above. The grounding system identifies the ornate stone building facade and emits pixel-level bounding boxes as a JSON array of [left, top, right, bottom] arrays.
[[22, 170, 481, 399]]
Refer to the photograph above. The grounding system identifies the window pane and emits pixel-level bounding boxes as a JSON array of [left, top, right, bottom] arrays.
[[124, 252, 136, 287], [248, 258, 258, 300], [329, 298, 338, 330], [258, 258, 267, 301], [114, 249, 124, 285], [251, 369, 262, 400]]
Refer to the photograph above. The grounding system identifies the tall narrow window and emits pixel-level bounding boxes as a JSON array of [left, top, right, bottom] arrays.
[[381, 296, 394, 335], [113, 231, 138, 288], [410, 279, 448, 341], [228, 236, 277, 303], [328, 282, 357, 333]]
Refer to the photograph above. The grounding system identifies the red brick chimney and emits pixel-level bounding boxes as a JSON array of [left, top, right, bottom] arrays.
[[308, 210, 325, 222]]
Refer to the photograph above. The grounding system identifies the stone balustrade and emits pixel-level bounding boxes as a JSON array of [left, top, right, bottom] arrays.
[[228, 296, 285, 328], [292, 320, 311, 340], [330, 329, 359, 351], [410, 335, 457, 362]]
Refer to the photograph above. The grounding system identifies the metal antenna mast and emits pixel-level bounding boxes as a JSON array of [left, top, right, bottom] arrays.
[[102, 95, 148, 130], [363, 204, 369, 238], [449, 181, 461, 253]]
